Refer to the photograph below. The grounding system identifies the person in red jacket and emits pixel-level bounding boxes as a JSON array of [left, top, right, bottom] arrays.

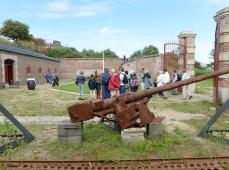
[[108, 68, 120, 96]]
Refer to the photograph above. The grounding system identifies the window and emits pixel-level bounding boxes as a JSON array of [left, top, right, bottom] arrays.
[[47, 68, 50, 73], [54, 68, 57, 73]]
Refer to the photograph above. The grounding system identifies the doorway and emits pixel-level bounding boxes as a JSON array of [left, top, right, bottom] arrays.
[[4, 59, 14, 85]]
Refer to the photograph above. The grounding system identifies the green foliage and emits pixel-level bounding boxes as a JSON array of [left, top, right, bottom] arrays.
[[194, 61, 202, 69], [102, 48, 119, 58], [195, 68, 212, 76], [0, 121, 18, 136], [47, 45, 82, 58], [130, 44, 159, 58], [0, 19, 31, 42]]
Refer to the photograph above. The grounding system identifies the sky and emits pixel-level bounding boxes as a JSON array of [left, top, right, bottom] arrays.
[[0, 0, 229, 63]]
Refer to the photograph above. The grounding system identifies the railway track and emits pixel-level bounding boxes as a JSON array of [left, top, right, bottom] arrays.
[[0, 157, 228, 170]]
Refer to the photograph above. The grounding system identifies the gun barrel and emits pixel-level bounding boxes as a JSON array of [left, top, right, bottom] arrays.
[[68, 69, 229, 122]]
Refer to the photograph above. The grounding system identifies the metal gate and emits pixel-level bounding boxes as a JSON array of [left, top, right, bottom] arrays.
[[162, 41, 187, 74]]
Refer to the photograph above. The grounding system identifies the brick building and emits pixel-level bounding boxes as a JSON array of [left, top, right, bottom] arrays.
[[0, 43, 60, 85]]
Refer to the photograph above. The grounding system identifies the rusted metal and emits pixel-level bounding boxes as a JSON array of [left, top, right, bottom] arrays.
[[214, 16, 220, 109], [0, 157, 228, 170], [68, 69, 229, 129], [163, 41, 186, 73]]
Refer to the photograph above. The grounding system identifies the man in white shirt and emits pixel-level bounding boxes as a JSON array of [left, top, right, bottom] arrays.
[[157, 70, 167, 99], [182, 69, 192, 99], [162, 69, 170, 85]]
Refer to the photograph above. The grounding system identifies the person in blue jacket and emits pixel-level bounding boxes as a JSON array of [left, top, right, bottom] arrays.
[[101, 68, 111, 99], [75, 70, 86, 100]]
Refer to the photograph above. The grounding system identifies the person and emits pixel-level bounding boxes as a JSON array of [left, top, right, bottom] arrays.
[[182, 69, 192, 100], [119, 68, 128, 94], [171, 70, 178, 95], [75, 70, 86, 100], [47, 71, 52, 83], [129, 71, 139, 92], [162, 69, 170, 85], [94, 70, 101, 99], [144, 70, 153, 89], [102, 68, 111, 99], [88, 74, 96, 99], [140, 68, 145, 90], [108, 68, 120, 96], [157, 70, 167, 99], [124, 70, 130, 92]]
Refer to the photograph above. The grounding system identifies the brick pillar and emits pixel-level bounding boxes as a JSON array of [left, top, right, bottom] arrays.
[[215, 8, 229, 103], [178, 31, 196, 93]]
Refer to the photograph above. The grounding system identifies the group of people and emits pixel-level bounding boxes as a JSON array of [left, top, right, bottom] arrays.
[[45, 72, 59, 87], [75, 67, 192, 100]]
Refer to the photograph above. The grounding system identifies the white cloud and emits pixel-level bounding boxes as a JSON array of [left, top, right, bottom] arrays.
[[48, 0, 69, 12], [44, 0, 113, 18], [74, 2, 112, 17]]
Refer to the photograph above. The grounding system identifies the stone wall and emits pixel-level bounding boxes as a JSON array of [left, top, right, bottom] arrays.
[[215, 7, 229, 103], [0, 51, 60, 84], [122, 55, 162, 78], [60, 58, 123, 79]]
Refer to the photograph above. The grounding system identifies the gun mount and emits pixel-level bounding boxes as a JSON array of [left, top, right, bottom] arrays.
[[68, 69, 229, 129]]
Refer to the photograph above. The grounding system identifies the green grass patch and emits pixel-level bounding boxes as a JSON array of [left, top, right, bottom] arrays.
[[195, 78, 213, 94], [56, 81, 90, 94], [150, 101, 214, 114], [2, 124, 229, 160]]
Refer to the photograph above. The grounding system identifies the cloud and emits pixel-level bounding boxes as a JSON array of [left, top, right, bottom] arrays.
[[44, 0, 113, 18], [74, 2, 112, 17], [48, 0, 69, 12]]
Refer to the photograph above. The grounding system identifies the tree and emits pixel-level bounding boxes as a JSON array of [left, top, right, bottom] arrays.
[[142, 45, 159, 56], [130, 44, 159, 58], [130, 50, 142, 58], [102, 49, 119, 58], [0, 19, 31, 42]]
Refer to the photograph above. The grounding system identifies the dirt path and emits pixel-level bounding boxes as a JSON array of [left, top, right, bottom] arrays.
[[152, 108, 205, 133]]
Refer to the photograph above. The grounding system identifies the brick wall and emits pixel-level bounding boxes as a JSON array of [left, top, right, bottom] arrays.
[[60, 58, 123, 79], [0, 51, 60, 84], [122, 55, 162, 78]]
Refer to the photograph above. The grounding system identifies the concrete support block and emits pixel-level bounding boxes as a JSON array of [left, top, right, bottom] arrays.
[[58, 120, 83, 145], [121, 128, 146, 142], [147, 122, 163, 138]]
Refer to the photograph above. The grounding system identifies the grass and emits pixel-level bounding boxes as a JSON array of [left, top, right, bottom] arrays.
[[2, 123, 229, 160], [0, 85, 76, 116], [149, 100, 214, 114], [56, 81, 90, 94], [195, 78, 213, 94]]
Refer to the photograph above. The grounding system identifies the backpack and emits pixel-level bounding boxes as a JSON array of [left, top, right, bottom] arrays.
[[122, 73, 128, 84], [88, 79, 96, 90], [177, 74, 182, 81]]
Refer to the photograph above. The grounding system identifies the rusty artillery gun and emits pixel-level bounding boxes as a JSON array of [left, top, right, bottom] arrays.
[[68, 69, 229, 130]]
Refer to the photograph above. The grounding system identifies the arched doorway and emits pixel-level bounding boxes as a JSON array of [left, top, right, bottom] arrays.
[[4, 59, 14, 85]]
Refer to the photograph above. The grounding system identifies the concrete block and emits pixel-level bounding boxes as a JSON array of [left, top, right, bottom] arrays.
[[58, 120, 83, 144], [147, 122, 163, 138], [58, 136, 82, 144], [121, 128, 146, 142]]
